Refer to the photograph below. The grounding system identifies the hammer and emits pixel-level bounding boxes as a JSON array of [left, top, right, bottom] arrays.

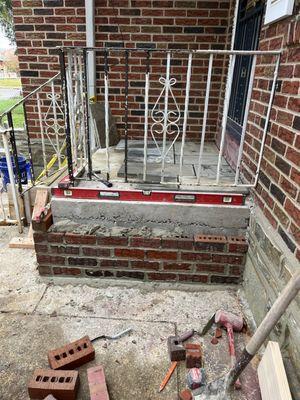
[[215, 310, 243, 389]]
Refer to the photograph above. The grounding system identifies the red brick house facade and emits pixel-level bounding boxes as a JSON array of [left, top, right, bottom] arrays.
[[12, 0, 299, 261]]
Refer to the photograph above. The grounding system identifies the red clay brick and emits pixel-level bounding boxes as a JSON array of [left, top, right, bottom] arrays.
[[131, 260, 160, 270], [116, 270, 144, 280], [181, 252, 211, 261], [87, 365, 109, 400], [53, 267, 81, 276], [148, 272, 177, 281], [196, 264, 225, 273], [178, 274, 208, 283], [37, 254, 65, 265], [68, 257, 98, 267], [47, 232, 65, 243], [212, 254, 244, 265], [227, 237, 248, 253], [100, 259, 129, 268], [97, 236, 128, 246], [163, 262, 191, 271], [82, 247, 111, 257], [115, 248, 145, 259], [65, 233, 96, 245], [161, 238, 194, 250], [38, 265, 52, 275], [130, 236, 161, 248], [50, 245, 80, 255], [48, 336, 95, 370], [146, 250, 177, 260], [33, 232, 47, 243], [28, 368, 79, 400], [194, 234, 227, 252], [211, 275, 240, 284]]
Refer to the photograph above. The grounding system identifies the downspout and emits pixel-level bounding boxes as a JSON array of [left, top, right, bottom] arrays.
[[85, 0, 96, 149]]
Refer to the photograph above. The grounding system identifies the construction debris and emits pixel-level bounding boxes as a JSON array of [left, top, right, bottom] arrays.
[[179, 388, 193, 400], [48, 336, 95, 370], [87, 365, 110, 400], [91, 327, 132, 342], [168, 336, 186, 361], [28, 369, 79, 400], [43, 395, 57, 400], [185, 343, 202, 369], [159, 361, 177, 393], [187, 368, 206, 390]]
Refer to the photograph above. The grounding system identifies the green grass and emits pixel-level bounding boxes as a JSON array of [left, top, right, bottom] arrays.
[[0, 78, 21, 88], [0, 97, 25, 128]]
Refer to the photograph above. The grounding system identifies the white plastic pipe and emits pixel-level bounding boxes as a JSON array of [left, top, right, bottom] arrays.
[[1, 130, 23, 233]]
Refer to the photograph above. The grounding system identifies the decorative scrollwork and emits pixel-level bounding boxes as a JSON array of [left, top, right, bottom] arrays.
[[150, 76, 181, 161]]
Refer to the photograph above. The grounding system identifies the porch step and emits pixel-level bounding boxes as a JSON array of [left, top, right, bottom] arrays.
[[51, 197, 250, 237]]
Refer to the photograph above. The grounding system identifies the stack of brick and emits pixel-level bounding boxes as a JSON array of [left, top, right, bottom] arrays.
[[34, 229, 248, 284]]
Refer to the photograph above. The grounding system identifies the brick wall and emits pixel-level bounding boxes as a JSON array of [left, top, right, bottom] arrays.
[[240, 9, 300, 261], [34, 229, 248, 284], [12, 0, 234, 141]]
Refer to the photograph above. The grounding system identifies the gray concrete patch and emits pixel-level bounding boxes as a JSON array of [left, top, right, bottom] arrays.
[[35, 284, 242, 326], [52, 198, 250, 236]]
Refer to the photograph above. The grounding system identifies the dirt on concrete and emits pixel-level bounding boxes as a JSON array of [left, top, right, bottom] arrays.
[[0, 226, 261, 400]]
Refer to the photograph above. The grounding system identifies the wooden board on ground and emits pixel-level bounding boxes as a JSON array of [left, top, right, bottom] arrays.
[[9, 236, 35, 249], [258, 341, 292, 400], [9, 188, 49, 250]]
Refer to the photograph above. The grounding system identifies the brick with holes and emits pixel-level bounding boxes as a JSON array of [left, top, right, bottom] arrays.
[[87, 365, 110, 400], [28, 368, 79, 400], [48, 335, 95, 370], [185, 343, 202, 368]]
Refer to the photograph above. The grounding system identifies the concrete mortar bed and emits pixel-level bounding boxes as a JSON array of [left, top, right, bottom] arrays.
[[0, 227, 260, 400]]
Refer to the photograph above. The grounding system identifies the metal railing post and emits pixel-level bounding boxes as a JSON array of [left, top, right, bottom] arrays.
[[161, 52, 171, 183], [216, 54, 236, 184], [124, 50, 129, 183], [179, 52, 193, 182], [22, 102, 35, 183], [197, 53, 214, 184], [104, 48, 111, 181], [254, 54, 281, 187], [234, 54, 257, 185], [143, 50, 150, 182], [83, 48, 93, 180], [59, 48, 74, 185]]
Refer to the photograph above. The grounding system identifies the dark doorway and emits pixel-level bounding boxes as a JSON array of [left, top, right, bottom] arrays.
[[227, 0, 264, 141]]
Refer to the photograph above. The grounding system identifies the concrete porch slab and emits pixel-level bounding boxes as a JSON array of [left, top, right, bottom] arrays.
[[51, 198, 250, 236]]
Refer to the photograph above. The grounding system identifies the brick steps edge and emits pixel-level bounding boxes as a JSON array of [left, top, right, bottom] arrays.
[[33, 230, 248, 285]]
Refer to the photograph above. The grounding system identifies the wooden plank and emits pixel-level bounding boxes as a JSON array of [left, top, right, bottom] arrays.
[[258, 341, 292, 400], [9, 237, 34, 249], [31, 188, 49, 222]]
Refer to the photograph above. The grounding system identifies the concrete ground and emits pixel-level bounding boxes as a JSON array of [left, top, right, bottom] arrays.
[[0, 226, 261, 400]]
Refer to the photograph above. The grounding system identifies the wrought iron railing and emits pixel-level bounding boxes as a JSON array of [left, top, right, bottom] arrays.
[[60, 46, 281, 188]]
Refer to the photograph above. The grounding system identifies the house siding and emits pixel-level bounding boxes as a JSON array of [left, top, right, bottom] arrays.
[[242, 8, 300, 261]]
